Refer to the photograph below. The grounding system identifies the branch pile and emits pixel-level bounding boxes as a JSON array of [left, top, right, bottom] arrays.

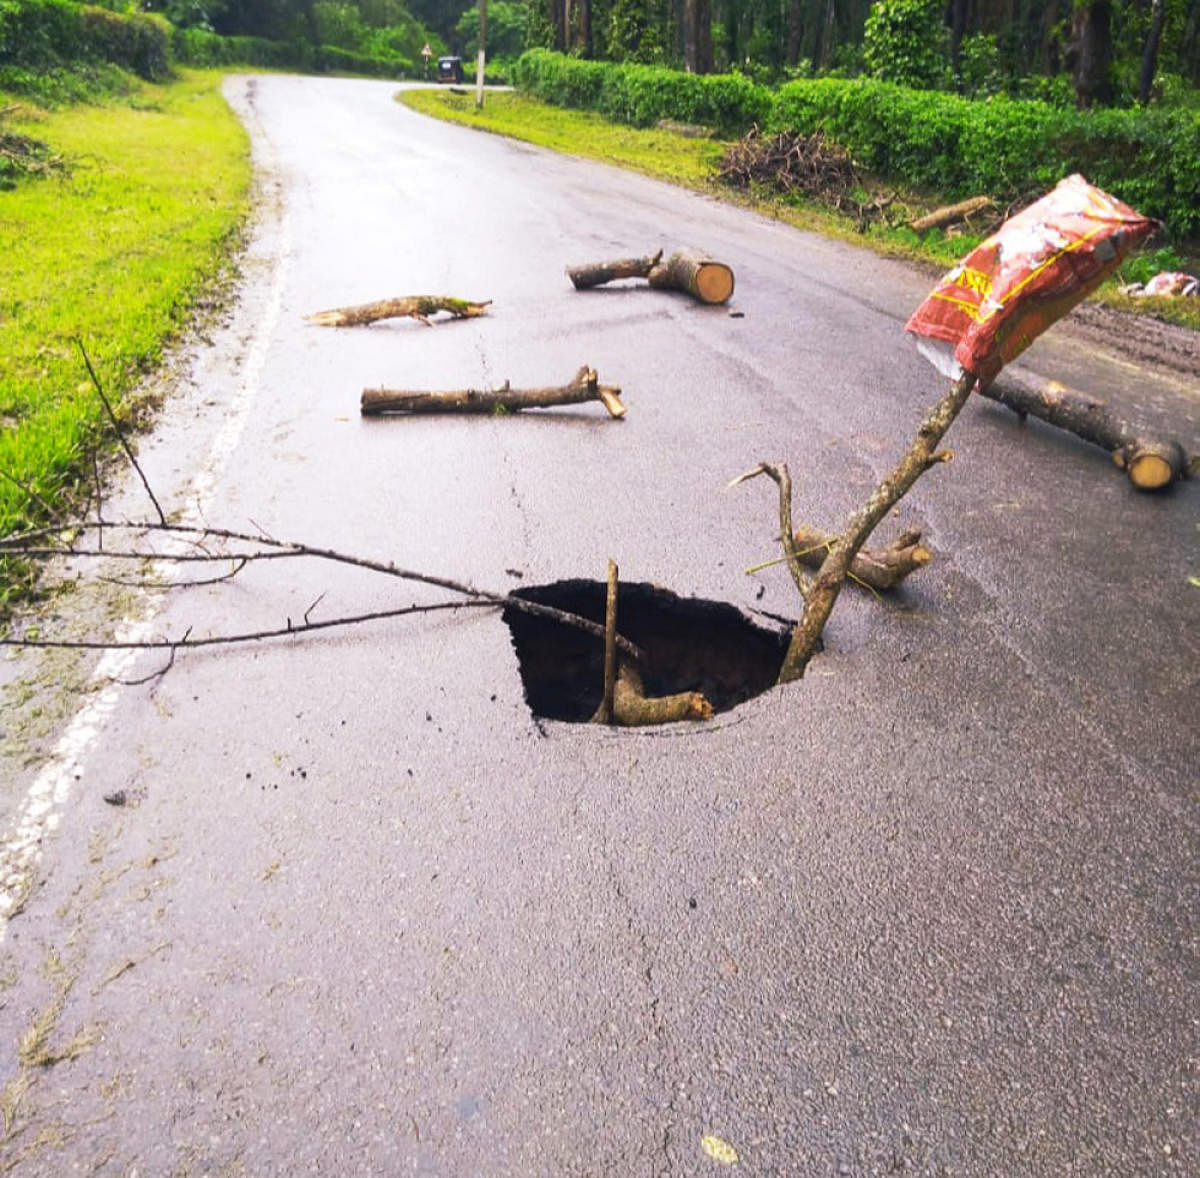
[[717, 128, 860, 210]]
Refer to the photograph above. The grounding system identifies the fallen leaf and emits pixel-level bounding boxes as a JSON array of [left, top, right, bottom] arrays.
[[701, 1133, 739, 1164]]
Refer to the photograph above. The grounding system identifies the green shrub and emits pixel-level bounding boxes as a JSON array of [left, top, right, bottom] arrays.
[[0, 0, 169, 81], [316, 43, 409, 77], [769, 76, 1200, 240], [515, 49, 770, 135], [169, 27, 301, 70]]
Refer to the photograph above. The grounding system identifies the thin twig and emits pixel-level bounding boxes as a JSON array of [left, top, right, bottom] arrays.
[[728, 462, 811, 599], [99, 557, 250, 590], [75, 337, 165, 525], [3, 518, 647, 662], [116, 627, 190, 686], [5, 599, 493, 654]]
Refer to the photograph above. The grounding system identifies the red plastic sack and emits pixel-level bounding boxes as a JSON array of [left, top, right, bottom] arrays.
[[906, 175, 1157, 387]]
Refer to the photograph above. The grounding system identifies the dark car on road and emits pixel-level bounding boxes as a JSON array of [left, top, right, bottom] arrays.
[[437, 56, 463, 84]]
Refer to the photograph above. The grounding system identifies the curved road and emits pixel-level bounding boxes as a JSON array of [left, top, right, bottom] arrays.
[[0, 75, 1196, 1176]]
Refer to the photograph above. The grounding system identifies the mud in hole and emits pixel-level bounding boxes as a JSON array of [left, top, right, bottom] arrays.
[[502, 580, 791, 723]]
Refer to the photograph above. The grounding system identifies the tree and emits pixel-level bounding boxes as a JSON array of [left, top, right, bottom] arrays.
[[862, 0, 947, 88]]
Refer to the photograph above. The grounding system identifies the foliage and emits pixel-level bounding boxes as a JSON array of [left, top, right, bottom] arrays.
[[0, 0, 171, 80], [0, 70, 249, 544], [768, 74, 1200, 240], [317, 40, 410, 74], [170, 26, 303, 67], [861, 0, 947, 89], [455, 0, 526, 60], [516, 47, 771, 134]]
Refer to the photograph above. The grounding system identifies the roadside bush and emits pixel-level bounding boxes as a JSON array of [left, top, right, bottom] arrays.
[[0, 0, 169, 81], [317, 43, 409, 77], [170, 27, 300, 69], [516, 49, 770, 135], [769, 76, 1200, 240]]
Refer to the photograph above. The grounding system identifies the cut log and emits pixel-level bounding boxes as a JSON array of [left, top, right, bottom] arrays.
[[792, 524, 932, 591], [567, 251, 663, 290], [600, 661, 713, 727], [361, 365, 625, 418], [981, 369, 1192, 491], [648, 248, 735, 304], [909, 196, 995, 234], [304, 295, 491, 327], [566, 247, 734, 304]]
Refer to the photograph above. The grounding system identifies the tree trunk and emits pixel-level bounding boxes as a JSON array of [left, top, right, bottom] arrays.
[[1064, 0, 1114, 106], [682, 0, 713, 72], [1139, 0, 1165, 104], [950, 0, 969, 78], [980, 370, 1191, 490], [816, 0, 836, 68], [786, 0, 803, 65]]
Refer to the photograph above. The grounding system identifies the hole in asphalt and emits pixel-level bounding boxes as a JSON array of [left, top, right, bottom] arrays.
[[502, 579, 791, 723]]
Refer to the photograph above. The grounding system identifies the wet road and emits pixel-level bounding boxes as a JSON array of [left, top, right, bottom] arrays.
[[0, 75, 1197, 1176]]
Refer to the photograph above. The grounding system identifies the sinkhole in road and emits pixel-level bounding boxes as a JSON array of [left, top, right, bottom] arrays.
[[501, 579, 791, 723]]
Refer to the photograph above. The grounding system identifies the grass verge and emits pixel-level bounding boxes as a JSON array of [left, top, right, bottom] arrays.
[[400, 88, 1200, 332], [0, 68, 250, 605]]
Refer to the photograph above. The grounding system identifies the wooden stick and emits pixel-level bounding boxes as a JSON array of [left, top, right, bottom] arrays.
[[596, 559, 619, 725], [909, 196, 994, 233], [361, 366, 626, 418], [304, 295, 491, 327], [778, 370, 977, 683], [980, 369, 1192, 490], [791, 524, 932, 591]]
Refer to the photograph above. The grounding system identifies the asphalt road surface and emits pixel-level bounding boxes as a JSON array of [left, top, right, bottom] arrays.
[[1, 75, 1197, 1176]]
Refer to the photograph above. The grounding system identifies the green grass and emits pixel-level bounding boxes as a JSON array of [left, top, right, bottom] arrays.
[[401, 88, 726, 187], [400, 88, 1200, 331], [0, 68, 250, 582]]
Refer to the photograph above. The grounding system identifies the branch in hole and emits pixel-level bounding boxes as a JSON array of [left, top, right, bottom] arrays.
[[362, 366, 625, 419], [304, 295, 491, 327], [602, 661, 713, 727]]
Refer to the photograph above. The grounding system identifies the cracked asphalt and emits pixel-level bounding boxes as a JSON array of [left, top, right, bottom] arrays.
[[0, 74, 1196, 1176]]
